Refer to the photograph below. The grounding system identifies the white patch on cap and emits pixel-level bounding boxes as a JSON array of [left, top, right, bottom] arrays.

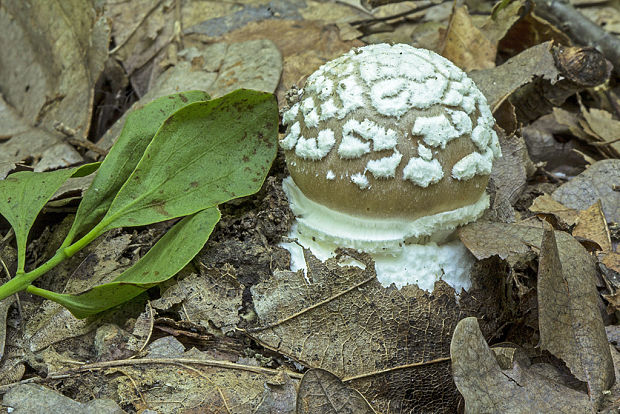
[[443, 87, 463, 106], [418, 143, 432, 161], [448, 110, 472, 135], [280, 121, 300, 150], [305, 108, 319, 128], [301, 97, 315, 117], [338, 135, 370, 158], [306, 75, 333, 99], [336, 77, 364, 119], [320, 99, 338, 120], [407, 76, 448, 109], [369, 78, 411, 117], [452, 148, 494, 180], [282, 103, 299, 125], [295, 129, 336, 160], [461, 95, 476, 114], [326, 170, 336, 180], [471, 123, 491, 151], [366, 151, 403, 178], [342, 119, 397, 152], [412, 114, 460, 149], [403, 157, 444, 187], [351, 172, 370, 189]]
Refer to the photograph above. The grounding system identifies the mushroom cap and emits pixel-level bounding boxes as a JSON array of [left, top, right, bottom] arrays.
[[281, 43, 501, 222]]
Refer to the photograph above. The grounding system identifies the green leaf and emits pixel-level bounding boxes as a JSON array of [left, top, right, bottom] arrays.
[[65, 91, 211, 244], [98, 89, 277, 231], [0, 163, 99, 272], [27, 207, 221, 318]]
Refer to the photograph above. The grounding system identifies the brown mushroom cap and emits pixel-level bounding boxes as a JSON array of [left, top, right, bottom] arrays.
[[281, 44, 501, 222]]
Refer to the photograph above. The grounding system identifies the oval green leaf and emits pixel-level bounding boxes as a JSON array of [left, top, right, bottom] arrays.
[[96, 89, 278, 231], [0, 163, 99, 272], [27, 207, 221, 318], [65, 91, 211, 244]]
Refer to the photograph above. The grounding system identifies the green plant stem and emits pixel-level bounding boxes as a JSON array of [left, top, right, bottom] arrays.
[[0, 222, 107, 302], [0, 250, 67, 301]]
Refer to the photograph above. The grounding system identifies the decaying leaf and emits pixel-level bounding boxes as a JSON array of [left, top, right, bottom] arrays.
[[469, 42, 559, 111], [249, 250, 503, 413], [488, 133, 533, 222], [537, 225, 614, 407], [573, 200, 612, 252], [529, 193, 579, 229], [153, 267, 243, 335], [552, 159, 620, 223], [3, 384, 123, 413], [439, 6, 496, 71], [580, 106, 620, 158], [0, 1, 109, 172], [451, 317, 592, 413], [297, 369, 375, 414]]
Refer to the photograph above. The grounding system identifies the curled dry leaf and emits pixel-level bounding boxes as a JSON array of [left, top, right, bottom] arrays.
[[297, 369, 375, 414], [573, 200, 612, 252], [249, 250, 503, 413], [529, 193, 579, 229], [552, 159, 620, 223], [439, 6, 496, 71], [538, 224, 614, 408], [451, 317, 592, 413]]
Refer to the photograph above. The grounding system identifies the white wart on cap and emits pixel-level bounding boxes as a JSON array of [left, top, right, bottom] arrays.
[[281, 43, 501, 253]]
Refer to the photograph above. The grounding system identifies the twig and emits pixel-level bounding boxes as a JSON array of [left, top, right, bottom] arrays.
[[0, 357, 304, 395], [342, 356, 451, 382], [244, 275, 376, 333], [66, 138, 108, 157]]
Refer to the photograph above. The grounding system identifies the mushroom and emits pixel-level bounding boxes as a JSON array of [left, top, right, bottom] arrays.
[[279, 43, 501, 292]]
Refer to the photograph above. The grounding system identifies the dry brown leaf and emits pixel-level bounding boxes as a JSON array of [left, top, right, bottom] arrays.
[[580, 107, 620, 158], [451, 317, 592, 413], [296, 369, 375, 414], [552, 159, 620, 223], [439, 6, 496, 71], [459, 221, 596, 275], [104, 351, 299, 413], [489, 133, 533, 222], [537, 225, 614, 408], [601, 252, 620, 275], [249, 250, 504, 413], [522, 114, 590, 176], [499, 6, 570, 55], [529, 193, 579, 229], [573, 200, 613, 252], [469, 42, 558, 111], [0, 2, 109, 174], [553, 107, 593, 141], [106, 0, 174, 76], [480, 0, 525, 45], [152, 267, 243, 335]]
